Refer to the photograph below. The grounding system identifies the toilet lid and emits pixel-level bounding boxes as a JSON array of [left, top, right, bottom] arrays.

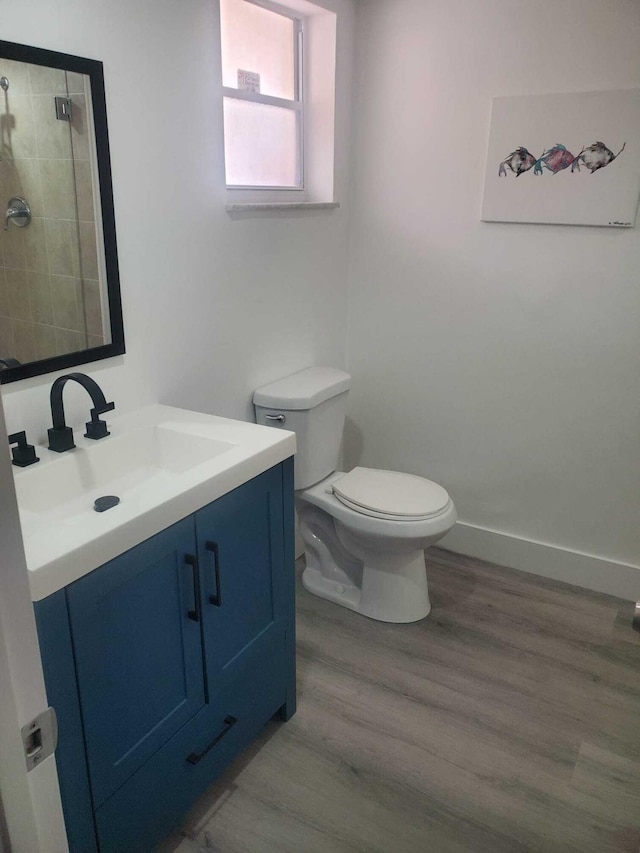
[[332, 467, 450, 520]]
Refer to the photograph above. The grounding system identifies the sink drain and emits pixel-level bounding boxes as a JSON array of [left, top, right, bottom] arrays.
[[94, 495, 120, 513]]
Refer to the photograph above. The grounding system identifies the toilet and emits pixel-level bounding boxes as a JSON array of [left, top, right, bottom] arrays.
[[254, 367, 457, 623]]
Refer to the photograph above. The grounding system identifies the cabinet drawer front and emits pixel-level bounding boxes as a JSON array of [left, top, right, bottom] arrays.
[[95, 639, 287, 853], [67, 517, 205, 806]]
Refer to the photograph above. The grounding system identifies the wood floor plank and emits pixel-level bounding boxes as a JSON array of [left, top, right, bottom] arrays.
[[187, 724, 476, 853], [427, 549, 621, 646], [296, 610, 584, 776], [295, 660, 623, 852], [157, 548, 640, 853], [570, 742, 640, 824]]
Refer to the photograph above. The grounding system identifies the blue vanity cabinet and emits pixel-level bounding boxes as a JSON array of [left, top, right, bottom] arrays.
[[65, 516, 206, 807], [34, 459, 295, 853]]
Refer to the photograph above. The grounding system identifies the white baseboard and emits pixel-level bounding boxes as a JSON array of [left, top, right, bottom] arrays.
[[439, 522, 640, 602]]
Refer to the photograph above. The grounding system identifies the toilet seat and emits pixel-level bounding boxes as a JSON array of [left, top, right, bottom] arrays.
[[331, 467, 450, 521]]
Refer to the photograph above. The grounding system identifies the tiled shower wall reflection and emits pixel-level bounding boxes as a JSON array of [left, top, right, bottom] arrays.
[[0, 59, 104, 365]]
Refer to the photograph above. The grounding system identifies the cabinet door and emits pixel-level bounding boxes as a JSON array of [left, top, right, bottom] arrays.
[[34, 591, 99, 853], [66, 517, 205, 807], [196, 465, 287, 712]]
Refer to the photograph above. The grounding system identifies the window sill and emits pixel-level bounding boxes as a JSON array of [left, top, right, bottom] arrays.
[[225, 201, 340, 212]]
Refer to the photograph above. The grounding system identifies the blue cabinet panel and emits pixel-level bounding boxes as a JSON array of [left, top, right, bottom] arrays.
[[196, 465, 285, 690], [279, 455, 297, 720], [95, 652, 284, 853], [34, 591, 98, 853], [66, 516, 206, 806]]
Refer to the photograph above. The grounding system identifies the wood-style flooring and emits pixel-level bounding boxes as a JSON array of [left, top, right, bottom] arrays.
[[157, 549, 640, 853]]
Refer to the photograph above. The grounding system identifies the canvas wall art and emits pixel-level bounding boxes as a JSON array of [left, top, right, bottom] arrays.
[[481, 89, 640, 227]]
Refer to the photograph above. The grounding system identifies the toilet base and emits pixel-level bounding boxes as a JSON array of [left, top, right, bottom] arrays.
[[302, 548, 431, 623], [357, 548, 431, 623], [301, 565, 362, 613]]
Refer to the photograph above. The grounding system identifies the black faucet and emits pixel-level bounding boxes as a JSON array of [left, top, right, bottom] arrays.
[[48, 373, 115, 453]]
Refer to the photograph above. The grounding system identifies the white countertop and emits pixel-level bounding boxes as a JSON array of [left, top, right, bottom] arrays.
[[13, 405, 296, 601]]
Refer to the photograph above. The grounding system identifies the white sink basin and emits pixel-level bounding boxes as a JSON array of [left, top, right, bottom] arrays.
[[13, 405, 296, 601], [16, 423, 234, 520]]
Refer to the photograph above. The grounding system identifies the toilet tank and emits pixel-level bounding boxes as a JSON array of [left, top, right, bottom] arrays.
[[254, 367, 351, 490]]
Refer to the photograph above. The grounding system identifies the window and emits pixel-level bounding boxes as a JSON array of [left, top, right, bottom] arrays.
[[220, 0, 303, 189], [220, 0, 338, 206]]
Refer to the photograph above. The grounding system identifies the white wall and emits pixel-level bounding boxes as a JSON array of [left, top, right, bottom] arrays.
[[346, 0, 640, 591], [1, 0, 355, 444]]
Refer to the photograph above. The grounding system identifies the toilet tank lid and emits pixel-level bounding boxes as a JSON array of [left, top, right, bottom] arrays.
[[254, 367, 351, 410]]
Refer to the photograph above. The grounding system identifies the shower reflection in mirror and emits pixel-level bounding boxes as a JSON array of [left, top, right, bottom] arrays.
[[0, 55, 111, 371]]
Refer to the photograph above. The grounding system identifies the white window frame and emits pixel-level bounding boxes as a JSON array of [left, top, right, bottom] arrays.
[[222, 0, 305, 191]]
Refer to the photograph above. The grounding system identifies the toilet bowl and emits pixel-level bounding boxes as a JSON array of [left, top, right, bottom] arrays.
[[254, 367, 457, 623], [298, 469, 456, 622]]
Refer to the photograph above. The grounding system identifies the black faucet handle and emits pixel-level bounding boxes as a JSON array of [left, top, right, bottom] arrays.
[[48, 425, 75, 453], [84, 401, 115, 440], [8, 431, 40, 467]]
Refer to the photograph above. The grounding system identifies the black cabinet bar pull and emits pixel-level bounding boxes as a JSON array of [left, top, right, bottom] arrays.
[[206, 541, 222, 607], [184, 554, 201, 622], [186, 715, 237, 765]]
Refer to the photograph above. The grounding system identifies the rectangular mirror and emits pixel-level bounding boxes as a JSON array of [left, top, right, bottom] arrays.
[[0, 40, 124, 384]]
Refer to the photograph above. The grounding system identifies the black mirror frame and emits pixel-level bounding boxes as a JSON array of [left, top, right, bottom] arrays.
[[0, 39, 125, 385]]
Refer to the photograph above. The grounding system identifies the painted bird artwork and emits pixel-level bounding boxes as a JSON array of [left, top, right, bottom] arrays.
[[533, 144, 576, 175], [571, 141, 626, 173], [498, 147, 537, 177]]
